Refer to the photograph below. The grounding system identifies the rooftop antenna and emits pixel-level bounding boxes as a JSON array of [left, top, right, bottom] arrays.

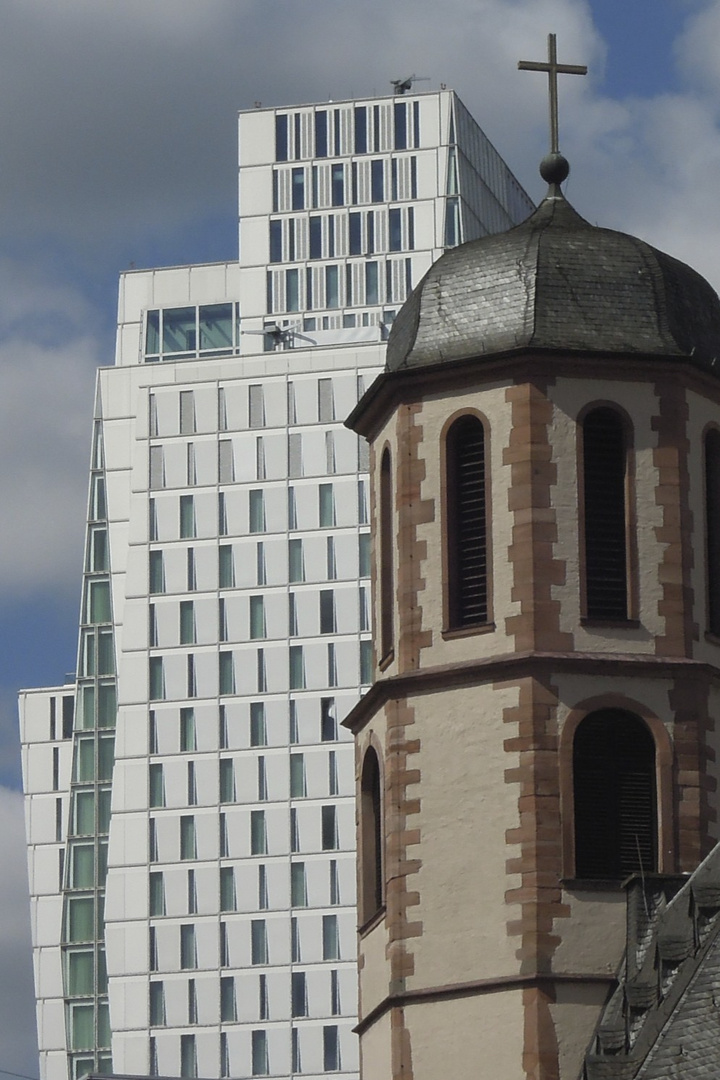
[[391, 74, 429, 95]]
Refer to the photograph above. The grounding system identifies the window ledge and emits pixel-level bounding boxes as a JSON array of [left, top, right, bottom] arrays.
[[560, 878, 626, 892], [359, 905, 386, 937], [378, 650, 394, 672], [580, 618, 640, 630], [442, 622, 495, 641]]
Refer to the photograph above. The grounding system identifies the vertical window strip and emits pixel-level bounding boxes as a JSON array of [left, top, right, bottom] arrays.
[[582, 407, 629, 620], [447, 416, 488, 627]]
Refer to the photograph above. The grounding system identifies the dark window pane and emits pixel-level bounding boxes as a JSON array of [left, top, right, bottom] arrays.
[[275, 115, 288, 161]]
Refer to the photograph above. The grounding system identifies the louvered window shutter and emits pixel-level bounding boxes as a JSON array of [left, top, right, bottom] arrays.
[[583, 407, 628, 620], [705, 430, 720, 635], [447, 416, 488, 627], [573, 710, 656, 880]]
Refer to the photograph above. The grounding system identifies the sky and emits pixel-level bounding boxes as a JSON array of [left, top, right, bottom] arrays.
[[2, 0, 720, 1075]]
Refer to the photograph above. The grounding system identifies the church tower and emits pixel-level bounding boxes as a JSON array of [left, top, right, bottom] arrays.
[[344, 44, 720, 1080]]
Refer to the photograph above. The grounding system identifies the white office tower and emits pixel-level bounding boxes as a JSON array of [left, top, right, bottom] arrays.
[[20, 89, 533, 1080]]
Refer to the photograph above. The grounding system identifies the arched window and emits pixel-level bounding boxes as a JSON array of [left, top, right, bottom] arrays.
[[360, 747, 383, 923], [379, 448, 394, 660], [573, 709, 656, 879], [582, 406, 629, 620], [705, 429, 720, 635], [446, 415, 488, 628]]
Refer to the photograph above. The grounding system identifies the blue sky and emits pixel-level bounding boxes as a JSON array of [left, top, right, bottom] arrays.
[[2, 0, 720, 1074]]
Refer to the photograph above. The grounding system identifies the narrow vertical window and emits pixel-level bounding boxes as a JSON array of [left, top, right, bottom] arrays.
[[706, 429, 720, 635], [573, 710, 656, 879], [380, 448, 394, 659], [360, 747, 383, 922], [446, 415, 488, 628], [582, 406, 629, 620]]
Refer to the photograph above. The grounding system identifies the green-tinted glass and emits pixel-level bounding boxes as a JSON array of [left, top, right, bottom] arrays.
[[97, 1001, 111, 1048], [71, 1004, 94, 1049], [67, 950, 93, 996], [78, 685, 95, 730], [97, 737, 114, 780], [199, 304, 233, 351], [97, 684, 116, 728], [71, 845, 94, 888], [75, 739, 94, 782], [66, 897, 94, 942], [88, 580, 111, 624], [97, 788, 111, 834], [97, 632, 114, 675], [162, 307, 196, 355], [73, 791, 94, 835]]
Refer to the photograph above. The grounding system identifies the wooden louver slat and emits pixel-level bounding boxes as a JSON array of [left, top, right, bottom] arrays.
[[574, 709, 656, 880], [583, 407, 628, 620], [448, 417, 487, 627]]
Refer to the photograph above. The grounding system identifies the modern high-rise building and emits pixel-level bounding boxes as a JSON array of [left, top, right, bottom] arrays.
[[20, 89, 533, 1080]]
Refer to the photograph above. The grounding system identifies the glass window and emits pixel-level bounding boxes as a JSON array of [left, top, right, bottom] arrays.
[[289, 539, 304, 582], [180, 924, 197, 970], [78, 683, 94, 729], [325, 265, 339, 308], [251, 810, 267, 855], [289, 645, 305, 690], [163, 307, 196, 355], [149, 763, 165, 808], [180, 1033, 197, 1078], [322, 913, 340, 959], [323, 1025, 341, 1072], [320, 590, 336, 633], [371, 159, 384, 202], [179, 600, 195, 645], [149, 981, 165, 1026], [249, 490, 266, 533], [360, 638, 373, 684], [349, 212, 362, 256], [354, 106, 367, 153], [66, 950, 94, 996], [149, 551, 165, 594], [389, 207, 402, 251], [179, 495, 196, 539], [220, 866, 236, 912], [199, 303, 234, 352], [314, 111, 327, 157], [219, 651, 235, 695], [180, 707, 196, 752], [97, 631, 114, 675], [250, 595, 266, 639], [73, 790, 94, 835], [88, 528, 108, 572], [149, 657, 164, 701], [252, 1029, 269, 1077], [394, 100, 407, 149], [249, 383, 265, 428], [322, 804, 338, 850], [251, 920, 268, 964], [220, 976, 236, 1022], [219, 439, 234, 484], [219, 758, 236, 803], [97, 683, 116, 728], [291, 862, 307, 907], [219, 545, 234, 588], [87, 580, 111, 625], [146, 310, 160, 356], [309, 216, 322, 260], [290, 753, 306, 798], [319, 483, 335, 526], [269, 220, 282, 263], [97, 736, 114, 781], [180, 816, 197, 860], [149, 871, 165, 917], [286, 268, 299, 312], [250, 702, 267, 747], [291, 168, 305, 210], [71, 843, 94, 889], [275, 114, 288, 161], [179, 390, 195, 435], [70, 1003, 94, 1050], [365, 261, 379, 306], [66, 897, 94, 942], [331, 164, 344, 206]]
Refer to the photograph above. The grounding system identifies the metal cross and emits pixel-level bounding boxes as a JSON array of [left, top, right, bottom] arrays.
[[518, 34, 587, 154]]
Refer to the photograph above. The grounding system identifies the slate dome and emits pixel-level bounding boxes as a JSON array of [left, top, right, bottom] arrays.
[[386, 190, 720, 373]]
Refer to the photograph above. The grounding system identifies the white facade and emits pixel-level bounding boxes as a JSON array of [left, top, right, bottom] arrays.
[[20, 89, 532, 1080]]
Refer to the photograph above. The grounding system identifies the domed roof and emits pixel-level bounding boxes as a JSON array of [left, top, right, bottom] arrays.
[[386, 190, 720, 373]]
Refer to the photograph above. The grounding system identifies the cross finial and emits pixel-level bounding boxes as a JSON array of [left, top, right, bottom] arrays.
[[518, 33, 587, 155]]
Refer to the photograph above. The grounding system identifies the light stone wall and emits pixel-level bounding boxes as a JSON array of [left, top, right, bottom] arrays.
[[405, 991, 525, 1080]]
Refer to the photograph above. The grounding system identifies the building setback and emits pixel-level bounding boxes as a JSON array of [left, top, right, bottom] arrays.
[[19, 90, 533, 1080]]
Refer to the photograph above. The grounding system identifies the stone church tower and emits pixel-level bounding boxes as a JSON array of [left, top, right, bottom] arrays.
[[344, 152, 720, 1079]]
